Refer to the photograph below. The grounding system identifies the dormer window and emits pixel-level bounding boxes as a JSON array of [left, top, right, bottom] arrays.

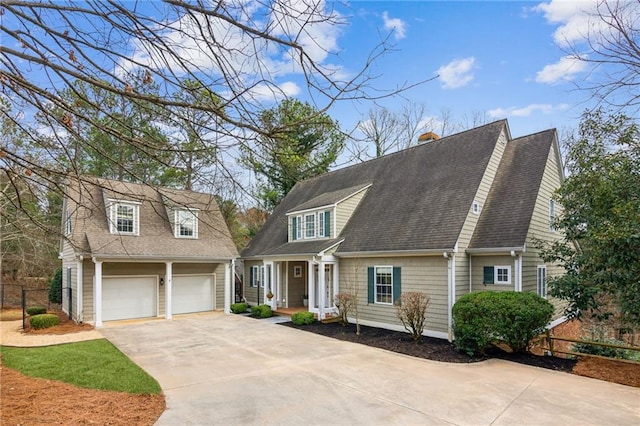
[[109, 201, 140, 235], [289, 210, 331, 241], [175, 209, 198, 238], [305, 214, 316, 238]]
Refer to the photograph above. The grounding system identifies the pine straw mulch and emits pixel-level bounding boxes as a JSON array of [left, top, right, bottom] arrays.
[[0, 361, 165, 426], [1, 309, 165, 426]]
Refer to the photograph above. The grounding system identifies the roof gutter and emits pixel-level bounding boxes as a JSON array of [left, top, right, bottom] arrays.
[[89, 254, 236, 263], [465, 245, 525, 255], [335, 248, 453, 258]]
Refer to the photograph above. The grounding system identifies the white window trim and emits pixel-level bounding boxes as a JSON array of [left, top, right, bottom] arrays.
[[174, 209, 198, 238], [318, 211, 325, 237], [495, 266, 511, 285], [296, 215, 303, 240], [305, 213, 315, 239], [374, 265, 394, 305], [250, 265, 261, 288], [537, 265, 547, 298], [108, 200, 140, 235]]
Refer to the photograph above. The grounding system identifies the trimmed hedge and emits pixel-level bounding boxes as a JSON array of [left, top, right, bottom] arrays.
[[30, 314, 60, 330], [231, 302, 248, 314], [26, 306, 47, 316], [291, 311, 315, 325], [452, 291, 554, 356], [250, 304, 273, 318]]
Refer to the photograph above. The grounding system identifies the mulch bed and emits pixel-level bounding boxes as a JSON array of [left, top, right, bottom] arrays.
[[281, 320, 638, 386]]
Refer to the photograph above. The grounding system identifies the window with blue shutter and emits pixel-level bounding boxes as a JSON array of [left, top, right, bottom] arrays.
[[324, 211, 330, 237], [393, 267, 401, 303], [483, 266, 494, 284], [249, 266, 255, 287], [367, 267, 374, 303]]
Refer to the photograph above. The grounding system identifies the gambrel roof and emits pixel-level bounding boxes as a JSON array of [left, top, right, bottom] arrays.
[[243, 120, 543, 257], [63, 176, 238, 260]]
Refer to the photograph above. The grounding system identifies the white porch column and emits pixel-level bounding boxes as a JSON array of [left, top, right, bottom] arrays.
[[307, 261, 314, 310], [231, 258, 236, 305], [318, 261, 326, 320], [333, 263, 339, 305], [165, 261, 173, 320], [77, 257, 83, 323], [224, 261, 231, 314], [93, 258, 103, 327]]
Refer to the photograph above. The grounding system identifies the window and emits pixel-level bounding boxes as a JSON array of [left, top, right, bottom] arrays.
[[175, 209, 198, 238], [296, 215, 303, 240], [375, 266, 393, 304], [250, 265, 262, 288], [305, 214, 315, 238], [537, 265, 547, 298], [318, 211, 325, 237], [483, 266, 511, 285], [472, 201, 480, 215], [65, 208, 72, 235], [109, 201, 139, 235], [549, 199, 556, 231]]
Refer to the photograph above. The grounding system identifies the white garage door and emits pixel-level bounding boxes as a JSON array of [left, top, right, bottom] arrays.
[[103, 276, 157, 321], [172, 275, 214, 315]]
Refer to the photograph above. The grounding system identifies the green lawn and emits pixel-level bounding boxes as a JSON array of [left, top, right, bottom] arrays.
[[0, 339, 161, 394]]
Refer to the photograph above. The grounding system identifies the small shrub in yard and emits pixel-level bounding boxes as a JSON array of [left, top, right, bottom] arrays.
[[334, 292, 356, 326], [26, 306, 47, 316], [231, 302, 248, 314], [30, 313, 60, 330], [395, 292, 430, 341], [49, 267, 63, 304], [573, 338, 633, 360], [453, 291, 554, 356], [250, 304, 273, 318], [291, 311, 315, 325]]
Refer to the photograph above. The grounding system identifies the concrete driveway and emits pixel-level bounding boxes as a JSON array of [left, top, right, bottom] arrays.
[[100, 313, 640, 426]]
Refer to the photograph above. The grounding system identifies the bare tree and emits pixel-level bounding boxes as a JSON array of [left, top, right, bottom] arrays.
[[563, 0, 640, 112], [0, 1, 423, 232]]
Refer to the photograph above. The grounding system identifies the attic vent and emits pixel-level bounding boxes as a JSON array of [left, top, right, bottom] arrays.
[[418, 131, 440, 143]]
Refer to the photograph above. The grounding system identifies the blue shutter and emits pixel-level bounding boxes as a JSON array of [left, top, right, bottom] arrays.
[[324, 211, 330, 237], [291, 217, 297, 241], [367, 267, 374, 303], [392, 267, 401, 303], [483, 266, 494, 284]]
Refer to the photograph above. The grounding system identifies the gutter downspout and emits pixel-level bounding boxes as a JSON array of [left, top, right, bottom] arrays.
[[92, 257, 103, 327]]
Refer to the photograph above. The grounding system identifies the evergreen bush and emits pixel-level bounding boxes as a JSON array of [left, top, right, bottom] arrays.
[[291, 311, 315, 325], [30, 314, 60, 330]]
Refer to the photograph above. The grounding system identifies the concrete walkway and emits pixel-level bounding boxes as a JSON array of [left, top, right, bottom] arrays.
[[100, 313, 640, 426]]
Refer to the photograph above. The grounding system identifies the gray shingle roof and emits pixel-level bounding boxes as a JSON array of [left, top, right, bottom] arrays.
[[468, 129, 556, 249], [66, 177, 238, 260], [242, 120, 508, 257], [288, 184, 371, 213]]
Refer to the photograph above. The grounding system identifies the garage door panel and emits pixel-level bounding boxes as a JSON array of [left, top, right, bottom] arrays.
[[103, 277, 157, 321], [172, 275, 214, 314]]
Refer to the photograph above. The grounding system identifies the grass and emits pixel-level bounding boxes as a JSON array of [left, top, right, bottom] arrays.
[[0, 339, 161, 394]]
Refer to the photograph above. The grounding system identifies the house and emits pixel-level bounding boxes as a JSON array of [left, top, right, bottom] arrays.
[[60, 176, 238, 326], [241, 120, 565, 339]]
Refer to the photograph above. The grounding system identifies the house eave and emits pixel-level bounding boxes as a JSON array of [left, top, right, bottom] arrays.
[[335, 248, 453, 258], [90, 254, 235, 263]]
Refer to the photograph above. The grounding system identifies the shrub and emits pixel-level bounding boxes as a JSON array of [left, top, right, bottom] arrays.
[[250, 304, 273, 318], [573, 338, 632, 360], [395, 292, 430, 341], [49, 267, 63, 304], [291, 311, 315, 325], [452, 291, 554, 356], [30, 314, 60, 330], [231, 303, 248, 314], [334, 292, 356, 326], [26, 306, 47, 316]]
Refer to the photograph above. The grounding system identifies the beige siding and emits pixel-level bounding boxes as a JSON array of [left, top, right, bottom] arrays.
[[470, 255, 516, 292], [339, 256, 449, 334], [523, 142, 566, 318], [335, 189, 368, 236], [82, 259, 95, 322]]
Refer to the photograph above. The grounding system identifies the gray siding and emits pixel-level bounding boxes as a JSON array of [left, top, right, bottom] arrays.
[[339, 256, 449, 334]]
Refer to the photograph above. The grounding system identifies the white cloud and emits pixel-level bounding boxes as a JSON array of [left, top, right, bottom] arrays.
[[382, 11, 407, 40], [536, 55, 588, 84], [532, 0, 597, 47], [488, 103, 569, 118], [436, 57, 476, 89]]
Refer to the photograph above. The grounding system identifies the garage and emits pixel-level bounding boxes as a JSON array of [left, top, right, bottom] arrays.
[[102, 276, 158, 321], [172, 275, 215, 315]]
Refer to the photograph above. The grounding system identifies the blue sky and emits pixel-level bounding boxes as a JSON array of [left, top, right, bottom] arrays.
[[318, 0, 602, 140]]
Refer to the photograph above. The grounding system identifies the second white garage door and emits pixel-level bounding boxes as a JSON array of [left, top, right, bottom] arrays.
[[172, 275, 215, 314], [102, 276, 157, 321]]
